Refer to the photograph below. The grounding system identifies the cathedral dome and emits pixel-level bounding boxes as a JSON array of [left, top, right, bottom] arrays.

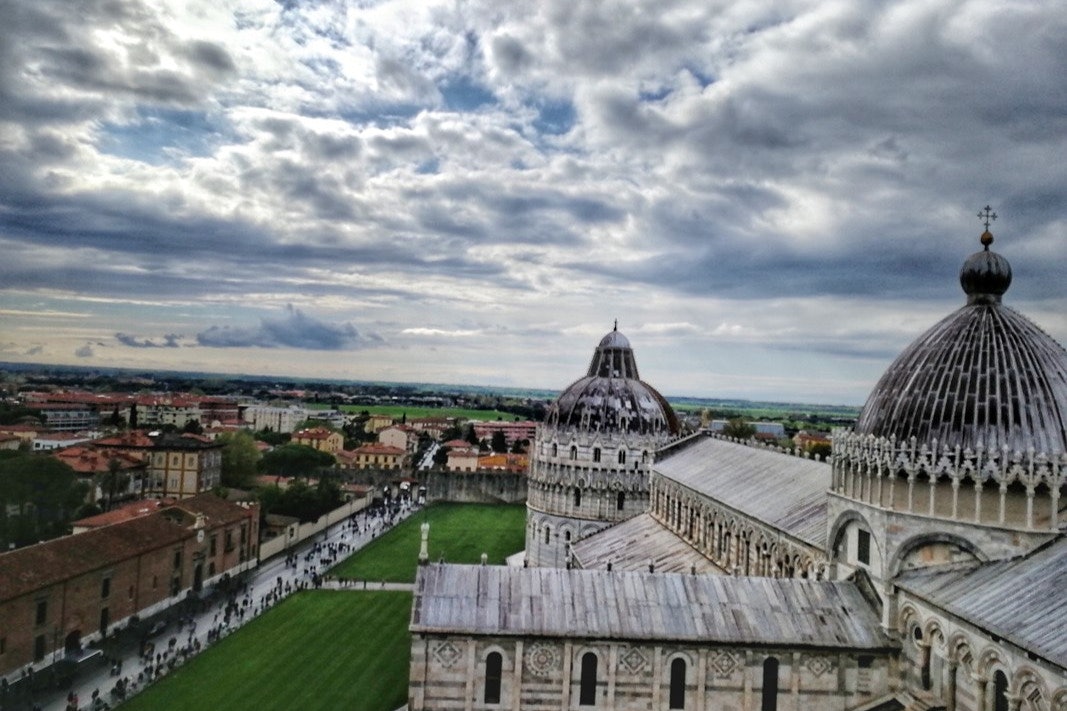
[[545, 326, 679, 435], [855, 231, 1067, 455]]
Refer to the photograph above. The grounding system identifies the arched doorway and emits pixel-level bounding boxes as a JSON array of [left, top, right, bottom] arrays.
[[64, 630, 82, 656]]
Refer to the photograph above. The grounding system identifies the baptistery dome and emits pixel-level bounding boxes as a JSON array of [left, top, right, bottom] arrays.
[[545, 326, 680, 436], [855, 231, 1067, 455]]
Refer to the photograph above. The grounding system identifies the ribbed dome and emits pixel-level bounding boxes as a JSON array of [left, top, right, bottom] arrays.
[[856, 234, 1067, 455], [546, 327, 679, 435]]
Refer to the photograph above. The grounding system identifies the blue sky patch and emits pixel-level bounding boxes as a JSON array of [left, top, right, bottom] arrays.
[[97, 108, 231, 165], [440, 76, 496, 112], [533, 100, 576, 135]]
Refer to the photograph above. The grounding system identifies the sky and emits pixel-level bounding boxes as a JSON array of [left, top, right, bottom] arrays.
[[1, 0, 1065, 406]]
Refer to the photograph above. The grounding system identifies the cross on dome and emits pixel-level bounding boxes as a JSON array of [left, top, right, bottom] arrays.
[[978, 205, 997, 230]]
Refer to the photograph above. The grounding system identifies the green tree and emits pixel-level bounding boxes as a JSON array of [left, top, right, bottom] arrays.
[[0, 454, 89, 548], [432, 446, 449, 467], [292, 418, 335, 432], [183, 418, 204, 434], [255, 429, 290, 447], [218, 430, 262, 489], [258, 444, 335, 477], [721, 418, 756, 440], [808, 442, 832, 460], [490, 430, 508, 453], [463, 424, 479, 446], [97, 458, 130, 511]]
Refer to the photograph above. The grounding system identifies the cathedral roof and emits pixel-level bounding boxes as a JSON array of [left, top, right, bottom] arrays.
[[412, 564, 892, 650], [855, 230, 1067, 455], [545, 326, 679, 436], [896, 536, 1067, 668], [654, 435, 830, 548], [570, 513, 724, 574]]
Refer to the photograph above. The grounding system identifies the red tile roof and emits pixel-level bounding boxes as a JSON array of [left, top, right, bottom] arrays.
[[0, 493, 255, 603], [293, 428, 338, 440], [1, 514, 188, 603], [352, 444, 405, 456], [93, 430, 156, 448], [72, 498, 176, 529], [52, 447, 146, 475]]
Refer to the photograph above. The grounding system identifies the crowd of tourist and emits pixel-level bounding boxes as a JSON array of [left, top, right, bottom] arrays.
[[8, 500, 416, 711]]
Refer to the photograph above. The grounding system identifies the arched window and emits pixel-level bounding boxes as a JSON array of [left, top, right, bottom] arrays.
[[993, 670, 1009, 711], [761, 657, 779, 711], [570, 446, 578, 461], [617, 491, 625, 511], [544, 526, 551, 545], [669, 658, 686, 709], [618, 450, 626, 465], [552, 443, 558, 457], [593, 447, 602, 463], [484, 652, 502, 704], [579, 652, 598, 706], [574, 488, 582, 508], [565, 530, 571, 542]]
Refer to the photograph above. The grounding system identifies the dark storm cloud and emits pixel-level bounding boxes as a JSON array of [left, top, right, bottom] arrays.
[[196, 305, 384, 350], [115, 333, 183, 348]]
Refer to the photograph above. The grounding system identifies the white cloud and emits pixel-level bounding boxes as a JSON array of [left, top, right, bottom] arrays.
[[0, 0, 1065, 403]]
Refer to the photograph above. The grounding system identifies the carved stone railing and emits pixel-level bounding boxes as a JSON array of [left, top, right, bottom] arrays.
[[832, 429, 1067, 531]]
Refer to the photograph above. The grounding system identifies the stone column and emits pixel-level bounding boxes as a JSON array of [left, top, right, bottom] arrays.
[[971, 673, 987, 711], [945, 661, 958, 711]]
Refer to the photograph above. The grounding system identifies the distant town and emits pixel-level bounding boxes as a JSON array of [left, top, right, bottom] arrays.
[[0, 361, 856, 552]]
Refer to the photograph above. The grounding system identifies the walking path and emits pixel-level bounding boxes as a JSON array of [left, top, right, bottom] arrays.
[[1, 503, 417, 711]]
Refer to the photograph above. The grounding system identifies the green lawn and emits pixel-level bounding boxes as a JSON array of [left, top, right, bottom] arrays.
[[121, 591, 412, 711], [331, 503, 527, 583]]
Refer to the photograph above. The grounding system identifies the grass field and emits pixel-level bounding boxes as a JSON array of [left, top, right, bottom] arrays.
[[121, 591, 412, 711], [330, 503, 527, 583]]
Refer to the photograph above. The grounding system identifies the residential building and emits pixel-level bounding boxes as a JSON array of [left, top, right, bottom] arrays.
[[379, 425, 418, 454], [241, 404, 307, 434], [344, 444, 406, 470], [292, 427, 343, 454], [363, 414, 395, 434], [472, 420, 538, 446]]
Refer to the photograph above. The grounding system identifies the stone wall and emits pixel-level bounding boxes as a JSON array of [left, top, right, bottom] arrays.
[[409, 634, 893, 711], [424, 470, 527, 505]]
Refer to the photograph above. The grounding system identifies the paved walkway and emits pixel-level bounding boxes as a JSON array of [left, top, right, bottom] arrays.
[[1, 504, 417, 711]]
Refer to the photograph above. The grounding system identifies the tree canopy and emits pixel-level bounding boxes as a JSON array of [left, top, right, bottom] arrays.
[[0, 453, 89, 548], [721, 418, 757, 440], [258, 444, 335, 477], [218, 430, 262, 489], [257, 477, 343, 522]]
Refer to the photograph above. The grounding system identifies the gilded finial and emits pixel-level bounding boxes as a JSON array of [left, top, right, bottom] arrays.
[[977, 206, 997, 250]]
